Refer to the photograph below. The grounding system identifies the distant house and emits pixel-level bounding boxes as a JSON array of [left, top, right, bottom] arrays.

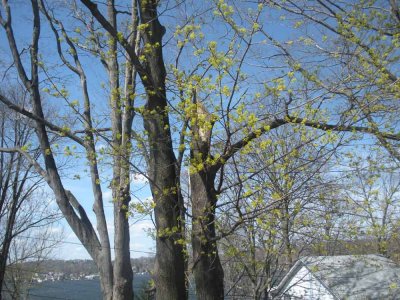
[[272, 255, 400, 299]]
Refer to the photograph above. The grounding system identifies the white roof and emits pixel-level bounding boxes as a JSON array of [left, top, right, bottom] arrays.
[[273, 254, 400, 299]]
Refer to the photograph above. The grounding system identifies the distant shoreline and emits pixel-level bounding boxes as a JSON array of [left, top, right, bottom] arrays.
[[27, 274, 152, 300]]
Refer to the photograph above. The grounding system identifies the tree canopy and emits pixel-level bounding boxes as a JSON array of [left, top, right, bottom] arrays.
[[0, 0, 399, 299]]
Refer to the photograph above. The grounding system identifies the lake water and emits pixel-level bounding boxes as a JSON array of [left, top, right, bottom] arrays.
[[28, 275, 151, 300], [27, 275, 196, 299]]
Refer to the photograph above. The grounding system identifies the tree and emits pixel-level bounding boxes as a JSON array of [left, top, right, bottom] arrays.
[[263, 0, 400, 160], [0, 87, 60, 299], [1, 0, 186, 298], [219, 123, 342, 299], [3, 226, 60, 300], [1, 1, 399, 299], [181, 1, 399, 298], [78, 0, 188, 298], [0, 1, 118, 298], [344, 151, 400, 258]]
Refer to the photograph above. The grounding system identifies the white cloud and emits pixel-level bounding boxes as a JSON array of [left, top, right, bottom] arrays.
[[130, 219, 154, 235], [103, 189, 113, 202], [48, 227, 64, 234]]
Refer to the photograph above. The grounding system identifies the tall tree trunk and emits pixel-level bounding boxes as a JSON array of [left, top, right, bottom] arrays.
[[143, 82, 187, 299], [138, 1, 187, 299], [107, 0, 134, 297], [190, 170, 224, 300], [190, 98, 224, 299], [144, 95, 186, 299]]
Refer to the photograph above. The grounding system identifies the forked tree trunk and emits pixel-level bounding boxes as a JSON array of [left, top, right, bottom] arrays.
[[190, 99, 224, 299], [78, 0, 188, 298], [107, 0, 134, 298]]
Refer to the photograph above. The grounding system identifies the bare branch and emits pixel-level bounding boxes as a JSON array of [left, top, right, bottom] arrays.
[[0, 147, 48, 182], [0, 93, 85, 145]]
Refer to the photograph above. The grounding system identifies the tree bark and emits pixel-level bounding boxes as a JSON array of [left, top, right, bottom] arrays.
[[189, 99, 224, 299], [106, 1, 134, 299], [144, 99, 187, 300], [138, 1, 187, 299], [190, 169, 224, 300]]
